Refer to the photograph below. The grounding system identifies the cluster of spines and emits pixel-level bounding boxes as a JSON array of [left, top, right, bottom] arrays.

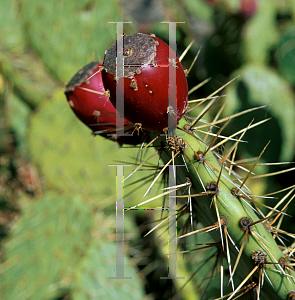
[[69, 40, 295, 299], [125, 85, 295, 299]]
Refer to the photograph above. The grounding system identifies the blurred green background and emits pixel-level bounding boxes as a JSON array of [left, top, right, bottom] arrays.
[[1, 0, 295, 299]]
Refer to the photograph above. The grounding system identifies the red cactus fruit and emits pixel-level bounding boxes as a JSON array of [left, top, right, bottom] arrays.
[[102, 33, 188, 132], [65, 61, 145, 145]]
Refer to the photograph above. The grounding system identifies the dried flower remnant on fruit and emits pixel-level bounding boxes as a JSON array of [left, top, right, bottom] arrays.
[[65, 61, 99, 92], [251, 250, 268, 266], [103, 33, 158, 78], [239, 217, 253, 231], [166, 136, 187, 152]]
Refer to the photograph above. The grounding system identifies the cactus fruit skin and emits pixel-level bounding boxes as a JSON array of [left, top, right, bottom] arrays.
[[65, 61, 145, 145], [102, 33, 188, 132]]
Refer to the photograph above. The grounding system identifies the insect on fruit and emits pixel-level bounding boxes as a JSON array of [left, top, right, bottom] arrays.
[[65, 61, 145, 145], [102, 33, 188, 132]]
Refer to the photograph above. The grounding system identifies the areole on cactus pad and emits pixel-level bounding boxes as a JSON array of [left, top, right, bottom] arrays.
[[102, 33, 188, 132]]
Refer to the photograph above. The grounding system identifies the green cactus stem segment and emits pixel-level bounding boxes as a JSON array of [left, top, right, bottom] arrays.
[[150, 117, 295, 299]]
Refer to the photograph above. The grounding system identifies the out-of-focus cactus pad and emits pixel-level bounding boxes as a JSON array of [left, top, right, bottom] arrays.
[[73, 237, 145, 300], [28, 89, 118, 196], [225, 64, 295, 161], [276, 25, 295, 85], [1, 194, 94, 300], [19, 0, 122, 81]]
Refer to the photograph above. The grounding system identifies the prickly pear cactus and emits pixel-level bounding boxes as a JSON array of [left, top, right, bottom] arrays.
[[1, 0, 295, 299], [144, 113, 295, 299]]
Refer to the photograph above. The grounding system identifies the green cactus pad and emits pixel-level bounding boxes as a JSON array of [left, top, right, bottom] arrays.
[[1, 194, 94, 300], [225, 64, 295, 162], [18, 0, 128, 82], [73, 237, 145, 300], [28, 88, 157, 206], [276, 25, 295, 85]]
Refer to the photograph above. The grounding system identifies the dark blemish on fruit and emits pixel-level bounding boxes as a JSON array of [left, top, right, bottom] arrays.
[[65, 61, 98, 92], [124, 47, 133, 57]]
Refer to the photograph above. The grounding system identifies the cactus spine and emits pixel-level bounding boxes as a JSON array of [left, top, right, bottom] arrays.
[[146, 114, 295, 299]]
